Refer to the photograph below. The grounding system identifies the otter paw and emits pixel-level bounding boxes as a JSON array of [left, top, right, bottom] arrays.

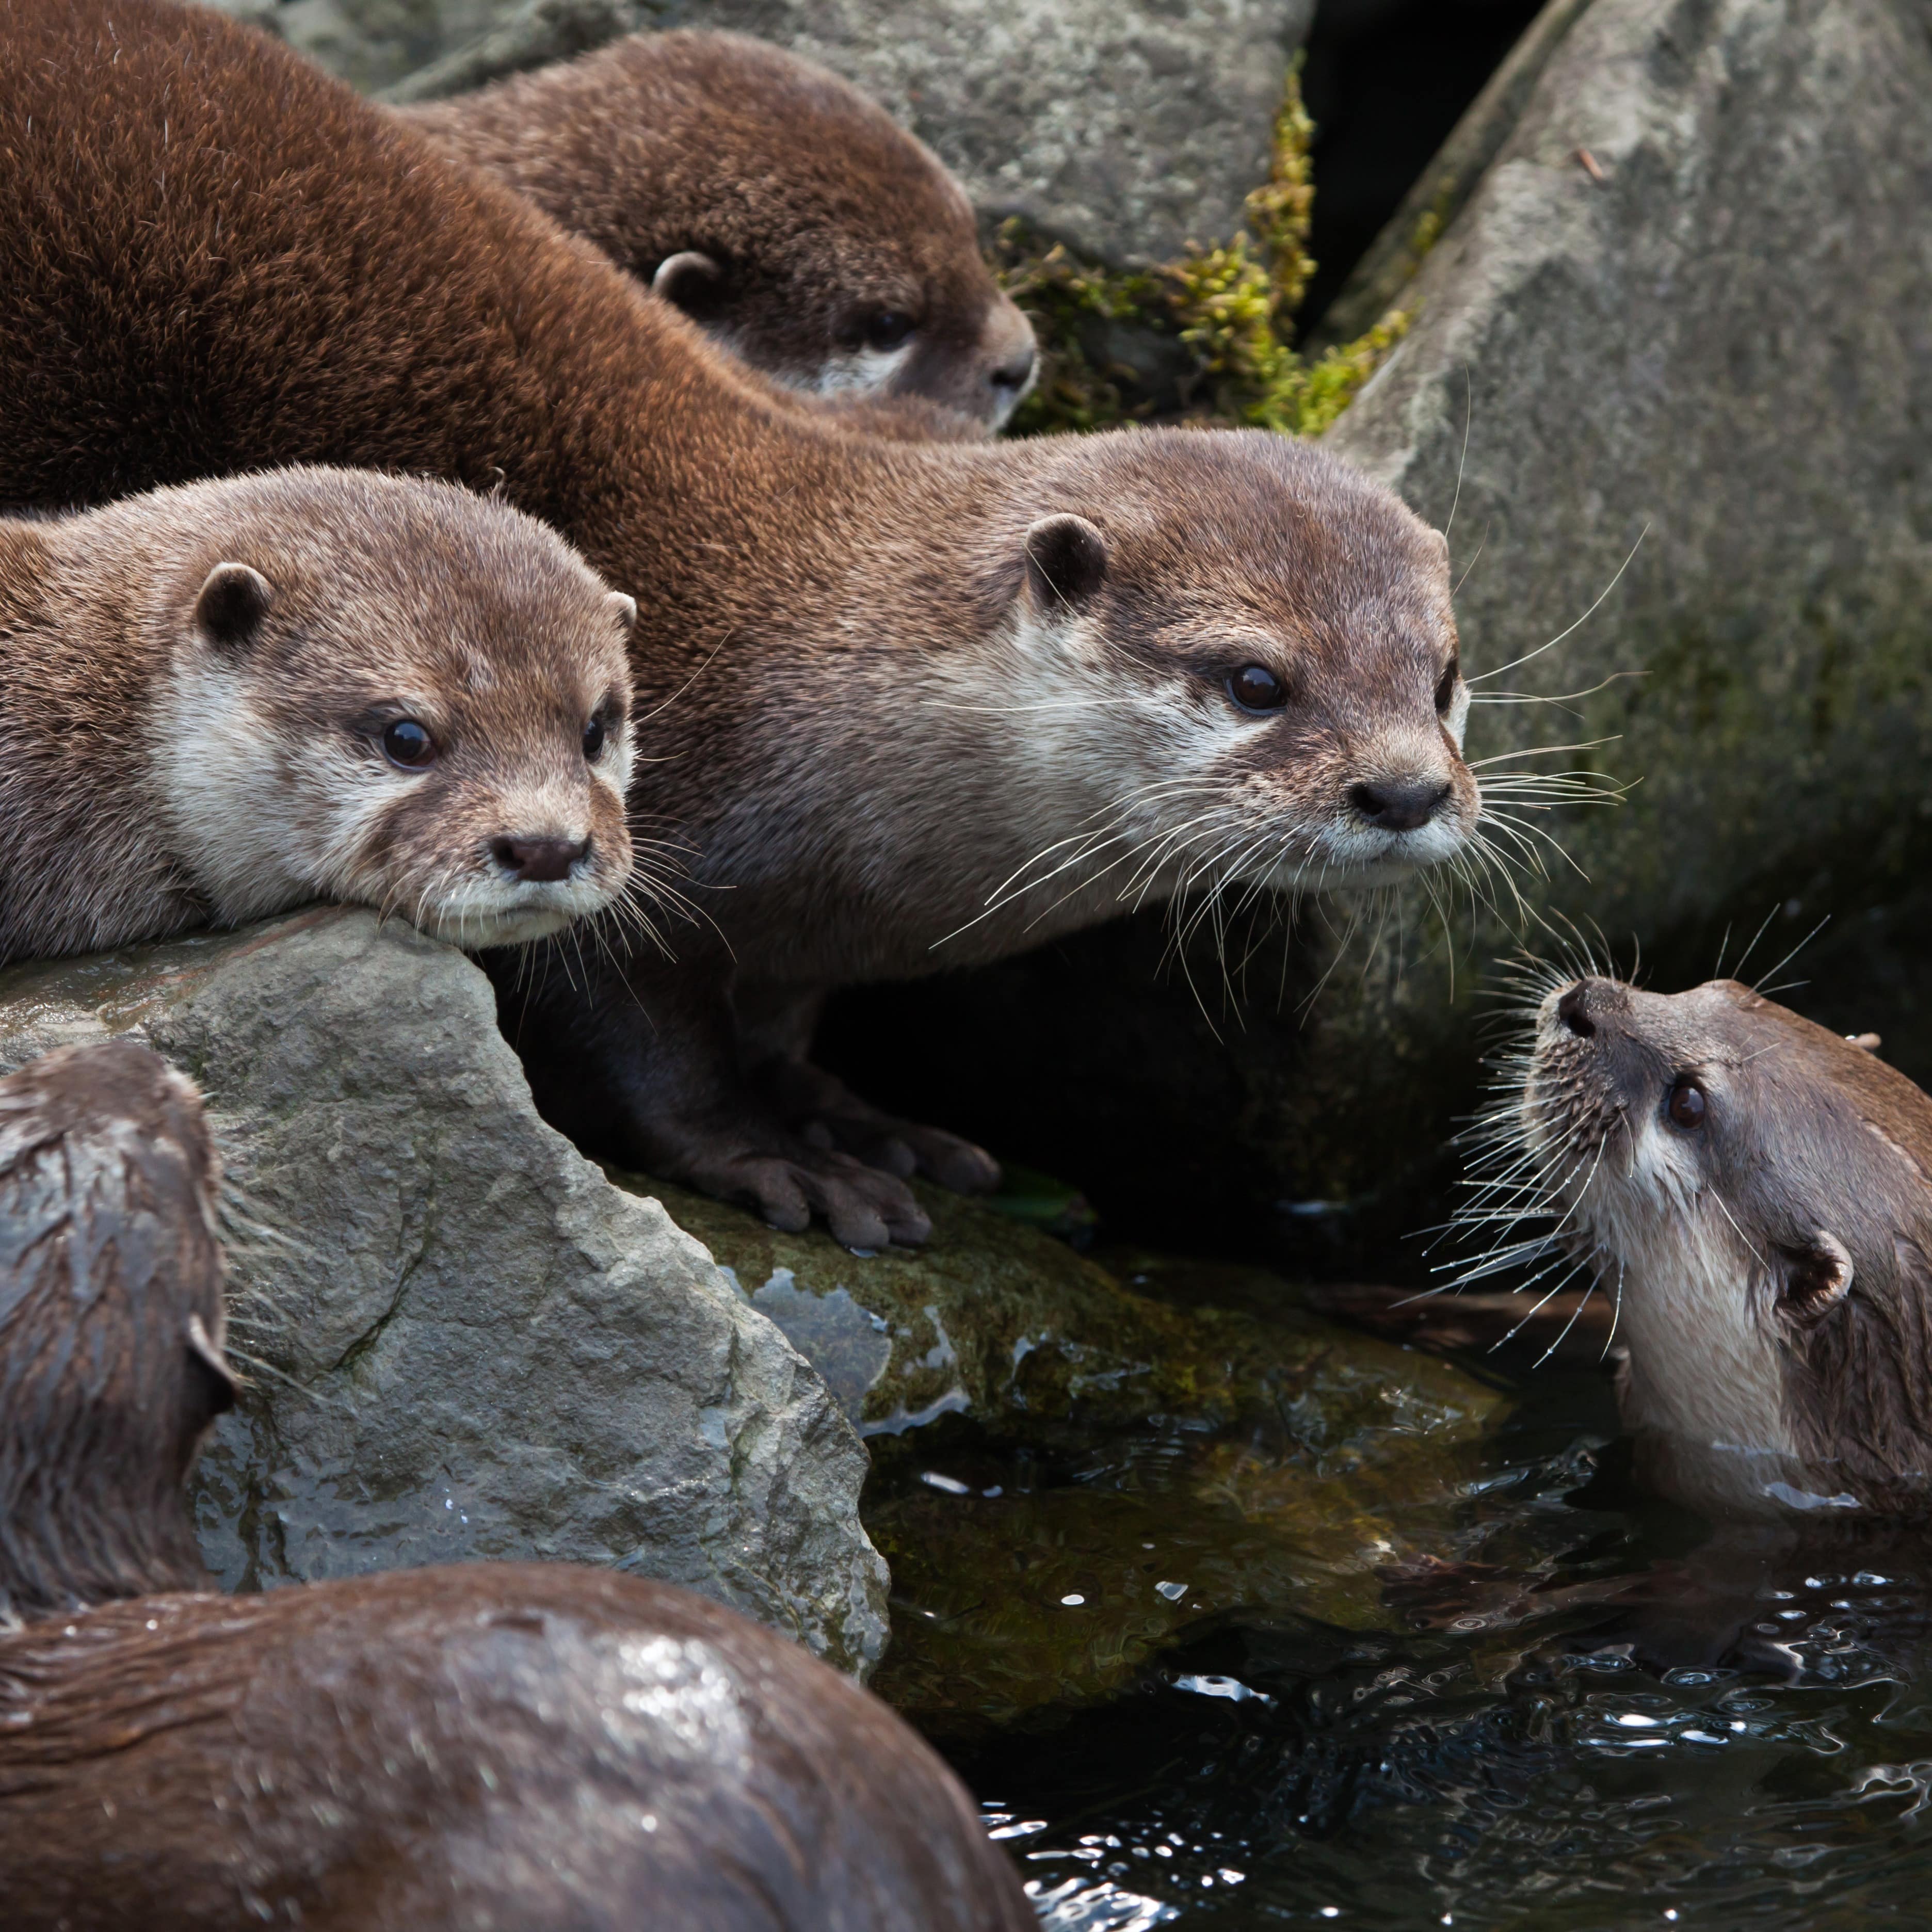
[[694, 1145, 932, 1250], [761, 1060, 1002, 1195]]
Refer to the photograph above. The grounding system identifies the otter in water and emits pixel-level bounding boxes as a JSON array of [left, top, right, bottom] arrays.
[[0, 0, 1482, 1249], [1490, 969, 1932, 1521], [0, 1040, 1033, 1929], [399, 30, 1037, 428], [0, 468, 637, 964]]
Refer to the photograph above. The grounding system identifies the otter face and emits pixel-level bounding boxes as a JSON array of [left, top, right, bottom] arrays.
[[974, 433, 1478, 922], [677, 224, 1037, 431], [636, 43, 1037, 430], [154, 480, 638, 952], [1517, 972, 1932, 1518]]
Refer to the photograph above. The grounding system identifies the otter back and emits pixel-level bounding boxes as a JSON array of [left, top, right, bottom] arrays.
[[0, 1045, 1032, 1930], [0, 468, 636, 963]]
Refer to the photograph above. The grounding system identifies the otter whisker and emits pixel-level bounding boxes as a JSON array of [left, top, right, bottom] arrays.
[[1724, 903, 1782, 984], [1490, 1247, 1598, 1353], [1600, 1254, 1625, 1361], [1465, 523, 1649, 686], [1749, 914, 1830, 997], [1533, 1268, 1600, 1369], [1443, 364, 1472, 539]]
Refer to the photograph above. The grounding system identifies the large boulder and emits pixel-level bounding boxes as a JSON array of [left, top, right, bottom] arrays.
[[824, 0, 1932, 1272], [0, 909, 889, 1676], [217, 0, 1313, 266]]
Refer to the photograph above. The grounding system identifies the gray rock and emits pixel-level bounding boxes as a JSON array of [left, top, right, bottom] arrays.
[[1294, 0, 1932, 1181], [652, 0, 1316, 264], [0, 909, 888, 1676], [219, 0, 1312, 265]]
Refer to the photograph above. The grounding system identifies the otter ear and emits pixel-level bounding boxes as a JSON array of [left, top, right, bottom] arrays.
[[1774, 1232, 1854, 1333], [194, 561, 273, 655], [605, 590, 638, 635], [651, 250, 725, 320], [1023, 514, 1106, 614], [186, 1311, 238, 1419]]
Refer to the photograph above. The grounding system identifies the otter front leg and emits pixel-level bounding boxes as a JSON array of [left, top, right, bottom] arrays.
[[484, 943, 932, 1249], [734, 983, 1003, 1196]]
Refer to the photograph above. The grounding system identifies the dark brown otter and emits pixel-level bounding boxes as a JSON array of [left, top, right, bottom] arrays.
[[0, 0, 1480, 1251], [0, 1041, 1033, 1929], [1494, 971, 1932, 1521], [0, 467, 637, 965], [399, 29, 1037, 429], [0, 1040, 234, 1624]]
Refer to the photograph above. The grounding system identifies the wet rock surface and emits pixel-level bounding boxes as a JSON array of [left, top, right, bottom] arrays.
[[622, 1178, 1510, 1725], [0, 909, 888, 1675]]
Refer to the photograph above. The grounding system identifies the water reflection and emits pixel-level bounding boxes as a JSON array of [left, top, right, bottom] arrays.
[[886, 1358, 1932, 1928]]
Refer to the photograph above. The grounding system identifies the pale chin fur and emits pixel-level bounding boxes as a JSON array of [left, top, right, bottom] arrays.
[[1525, 1002, 1811, 1517], [420, 903, 575, 948], [1264, 810, 1471, 893], [803, 341, 916, 398]]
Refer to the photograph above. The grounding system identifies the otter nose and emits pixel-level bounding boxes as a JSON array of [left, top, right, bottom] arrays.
[[1556, 982, 1597, 1038], [492, 834, 588, 883], [1347, 777, 1452, 832], [990, 343, 1036, 396]]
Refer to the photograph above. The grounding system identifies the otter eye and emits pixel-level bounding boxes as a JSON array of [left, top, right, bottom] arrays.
[[1435, 657, 1460, 714], [1227, 664, 1287, 714], [381, 719, 437, 769], [1667, 1078, 1708, 1131], [582, 714, 606, 761], [864, 310, 916, 352]]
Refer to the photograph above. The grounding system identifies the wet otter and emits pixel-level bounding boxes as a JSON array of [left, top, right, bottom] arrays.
[[0, 468, 637, 964], [0, 1040, 1033, 1928], [0, 0, 1480, 1249], [399, 30, 1037, 428], [1495, 970, 1932, 1521]]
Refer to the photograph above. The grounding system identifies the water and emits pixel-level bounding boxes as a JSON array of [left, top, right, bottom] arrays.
[[865, 1332, 1932, 1929]]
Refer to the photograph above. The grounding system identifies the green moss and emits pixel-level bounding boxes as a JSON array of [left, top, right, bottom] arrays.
[[994, 59, 1410, 438]]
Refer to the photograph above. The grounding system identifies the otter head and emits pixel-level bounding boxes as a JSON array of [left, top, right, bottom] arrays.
[[637, 35, 1035, 429], [952, 430, 1476, 935], [1518, 971, 1932, 1520], [156, 471, 636, 951], [0, 1040, 234, 1623]]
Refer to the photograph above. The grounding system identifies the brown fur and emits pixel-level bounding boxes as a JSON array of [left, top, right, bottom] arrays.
[[0, 0, 1476, 1249], [0, 469, 636, 965], [401, 29, 1036, 428], [1521, 973, 1932, 1520], [0, 1040, 231, 1624], [0, 1043, 1033, 1929]]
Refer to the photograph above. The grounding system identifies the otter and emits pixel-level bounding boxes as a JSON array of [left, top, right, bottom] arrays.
[[1492, 969, 1932, 1522], [0, 468, 637, 964], [0, 1040, 1034, 1929], [0, 0, 1482, 1250], [398, 30, 1038, 429]]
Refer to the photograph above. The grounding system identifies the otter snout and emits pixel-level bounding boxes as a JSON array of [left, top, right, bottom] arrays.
[[981, 296, 1038, 427], [1347, 775, 1454, 832], [1552, 975, 1633, 1040], [493, 833, 592, 883]]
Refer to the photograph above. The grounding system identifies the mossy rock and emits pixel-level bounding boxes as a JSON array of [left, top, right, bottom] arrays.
[[617, 1174, 1495, 1441], [618, 1174, 1510, 1724]]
